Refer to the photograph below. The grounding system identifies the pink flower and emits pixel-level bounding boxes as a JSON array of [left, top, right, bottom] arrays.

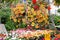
[[54, 38, 59, 40], [16, 29, 26, 34]]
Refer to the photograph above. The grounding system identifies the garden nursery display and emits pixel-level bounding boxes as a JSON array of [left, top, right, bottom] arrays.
[[0, 0, 60, 40]]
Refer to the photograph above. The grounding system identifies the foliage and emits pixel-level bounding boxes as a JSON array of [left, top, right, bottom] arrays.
[[5, 20, 16, 31], [57, 9, 60, 13], [54, 15, 60, 25], [0, 7, 10, 17], [0, 7, 16, 31], [0, 7, 11, 24], [54, 0, 60, 6], [1, 0, 18, 4]]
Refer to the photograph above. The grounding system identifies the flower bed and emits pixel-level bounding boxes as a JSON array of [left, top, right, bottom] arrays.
[[0, 29, 60, 40], [0, 29, 55, 40]]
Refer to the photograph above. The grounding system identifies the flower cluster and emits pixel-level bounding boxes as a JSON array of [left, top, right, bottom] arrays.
[[11, 3, 25, 23], [27, 5, 49, 29], [10, 29, 53, 39], [10, 2, 49, 29]]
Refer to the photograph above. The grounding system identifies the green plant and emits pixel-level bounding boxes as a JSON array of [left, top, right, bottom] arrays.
[[54, 15, 60, 25], [5, 20, 16, 31], [54, 0, 60, 6], [55, 0, 60, 4], [0, 7, 10, 23], [0, 7, 16, 31]]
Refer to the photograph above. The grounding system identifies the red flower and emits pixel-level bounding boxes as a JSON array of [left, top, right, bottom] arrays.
[[33, 5, 39, 10], [48, 5, 51, 10], [32, 0, 36, 4]]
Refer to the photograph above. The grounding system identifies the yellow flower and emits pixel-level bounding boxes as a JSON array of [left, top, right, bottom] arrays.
[[16, 3, 21, 7], [45, 20, 49, 24], [14, 11, 19, 15], [18, 20, 20, 23], [45, 14, 48, 20], [31, 8, 34, 12], [21, 7, 24, 10], [11, 16, 15, 19], [34, 32, 40, 37], [37, 19, 43, 23], [12, 8, 16, 12], [13, 19, 17, 22], [36, 15, 43, 19], [40, 4, 45, 8], [28, 13, 31, 17], [16, 7, 20, 10], [37, 10, 41, 15], [31, 15, 33, 18], [35, 24, 40, 28], [39, 14, 43, 18], [27, 11, 30, 13], [20, 11, 25, 14], [31, 22, 35, 26], [30, 17, 34, 22], [22, 18, 26, 23], [28, 6, 31, 10], [33, 11, 36, 16], [44, 33, 51, 40]]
